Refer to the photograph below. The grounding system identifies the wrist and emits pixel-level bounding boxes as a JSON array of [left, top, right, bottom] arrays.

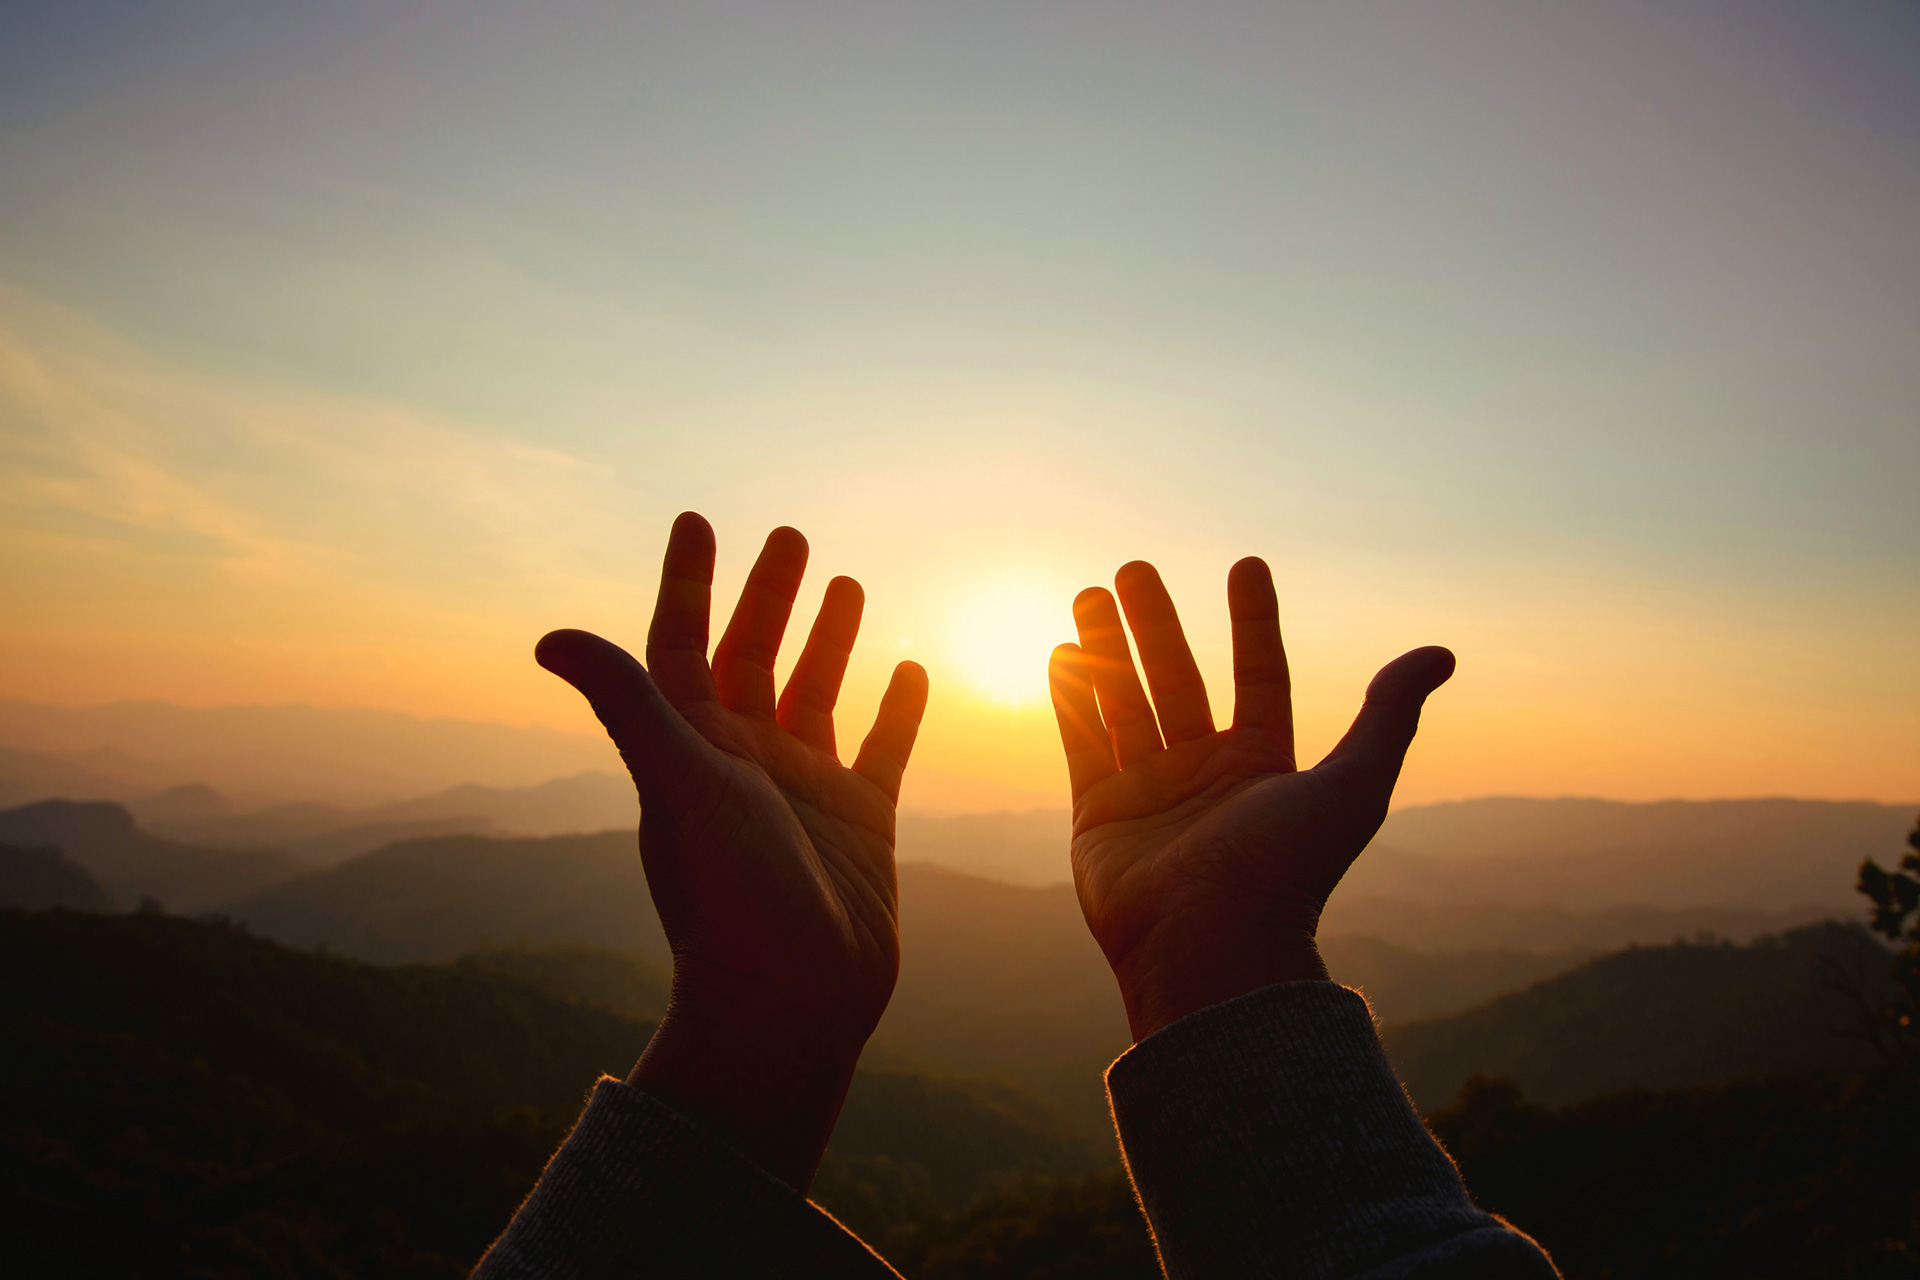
[[1113, 926, 1328, 1043], [629, 999, 869, 1192]]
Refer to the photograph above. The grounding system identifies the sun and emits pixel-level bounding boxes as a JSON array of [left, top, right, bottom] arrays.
[[949, 578, 1072, 706]]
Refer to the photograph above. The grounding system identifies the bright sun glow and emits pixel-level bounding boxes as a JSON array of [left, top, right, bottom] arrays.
[[949, 579, 1072, 706]]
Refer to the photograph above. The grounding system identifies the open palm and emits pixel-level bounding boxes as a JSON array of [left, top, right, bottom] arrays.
[[1050, 557, 1453, 1040], [536, 513, 927, 1052]]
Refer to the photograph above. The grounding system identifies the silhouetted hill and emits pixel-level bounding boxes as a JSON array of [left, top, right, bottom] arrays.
[[1383, 923, 1890, 1110], [884, 867, 1584, 1132], [902, 1067, 1920, 1280], [452, 942, 671, 1021], [221, 831, 668, 960], [0, 843, 115, 911], [220, 838, 1606, 1134], [122, 786, 495, 866], [883, 797, 1911, 910], [0, 800, 301, 911], [1350, 797, 1914, 911], [0, 908, 655, 1275], [0, 909, 1108, 1273], [130, 775, 635, 862], [1320, 895, 1837, 953], [1429, 1072, 1917, 1278], [1326, 935, 1585, 1019]]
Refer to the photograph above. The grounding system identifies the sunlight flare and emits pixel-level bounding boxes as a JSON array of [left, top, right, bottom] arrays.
[[947, 578, 1072, 706]]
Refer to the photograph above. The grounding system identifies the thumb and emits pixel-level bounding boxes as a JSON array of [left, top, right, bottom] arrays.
[[535, 628, 715, 805], [1319, 646, 1455, 788]]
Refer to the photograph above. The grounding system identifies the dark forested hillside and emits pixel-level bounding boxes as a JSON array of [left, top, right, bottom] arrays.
[[452, 941, 671, 1020], [0, 842, 116, 911], [1430, 1072, 1919, 1278], [0, 800, 300, 911], [0, 909, 651, 1276], [888, 1066, 1920, 1280], [219, 830, 668, 960], [1320, 894, 1839, 953], [1384, 923, 1890, 1109], [212, 837, 1608, 1134], [0, 909, 1104, 1276]]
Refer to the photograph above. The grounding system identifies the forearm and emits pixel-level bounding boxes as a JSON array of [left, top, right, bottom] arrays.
[[1107, 982, 1559, 1280], [475, 1078, 900, 1280], [1113, 923, 1329, 1043], [628, 1002, 867, 1192]]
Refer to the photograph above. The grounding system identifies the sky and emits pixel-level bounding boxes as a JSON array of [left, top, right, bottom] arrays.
[[1, 0, 1915, 813]]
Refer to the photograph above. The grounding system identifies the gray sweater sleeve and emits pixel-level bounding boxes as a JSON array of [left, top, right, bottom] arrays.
[[473, 1077, 900, 1280], [1106, 981, 1560, 1280]]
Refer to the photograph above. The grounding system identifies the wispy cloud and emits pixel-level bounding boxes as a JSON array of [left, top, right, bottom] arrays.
[[0, 284, 638, 599]]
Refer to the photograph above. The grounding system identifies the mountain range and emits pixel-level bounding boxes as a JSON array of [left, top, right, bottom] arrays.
[[5, 900, 1898, 1278], [0, 801, 300, 912], [0, 700, 616, 806], [1382, 921, 1889, 1110], [4, 730, 1910, 910], [6, 799, 1897, 1135], [4, 699, 1910, 904], [0, 909, 1101, 1274]]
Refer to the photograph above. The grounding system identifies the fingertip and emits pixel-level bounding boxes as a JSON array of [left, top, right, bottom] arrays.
[[1368, 645, 1457, 702], [1227, 556, 1278, 618], [765, 525, 810, 557], [668, 511, 717, 558], [1073, 586, 1114, 618], [663, 513, 717, 580], [1049, 641, 1085, 667], [883, 659, 930, 716], [1395, 645, 1456, 693], [534, 628, 593, 678], [826, 574, 865, 607], [1114, 560, 1160, 591]]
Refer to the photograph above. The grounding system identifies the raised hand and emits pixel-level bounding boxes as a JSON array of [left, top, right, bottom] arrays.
[[1048, 557, 1453, 1042], [535, 512, 928, 1190]]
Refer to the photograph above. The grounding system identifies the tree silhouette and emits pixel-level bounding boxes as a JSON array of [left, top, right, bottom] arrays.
[[1856, 814, 1920, 1072]]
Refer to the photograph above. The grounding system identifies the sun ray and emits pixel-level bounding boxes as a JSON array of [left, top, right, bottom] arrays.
[[948, 578, 1072, 706]]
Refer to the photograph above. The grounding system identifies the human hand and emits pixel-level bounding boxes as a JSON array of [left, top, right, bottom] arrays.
[[535, 513, 928, 1190], [1048, 557, 1452, 1043]]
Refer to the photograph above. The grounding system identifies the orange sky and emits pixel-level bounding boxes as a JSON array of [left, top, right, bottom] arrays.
[[2, 3, 1916, 812]]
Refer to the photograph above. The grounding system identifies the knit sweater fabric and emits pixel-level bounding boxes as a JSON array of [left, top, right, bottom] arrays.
[[475, 981, 1559, 1279]]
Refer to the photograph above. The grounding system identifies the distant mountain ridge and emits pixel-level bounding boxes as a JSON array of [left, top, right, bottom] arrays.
[[1319, 895, 1839, 953], [2, 710, 1907, 912], [1351, 796, 1914, 911], [125, 773, 637, 865], [199, 834, 1656, 1133], [0, 699, 616, 805], [0, 800, 299, 912], [1383, 922, 1890, 1110]]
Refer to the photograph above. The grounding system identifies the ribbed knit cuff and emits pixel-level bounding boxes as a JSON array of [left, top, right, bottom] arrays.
[[474, 1077, 899, 1280], [1107, 982, 1552, 1280]]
